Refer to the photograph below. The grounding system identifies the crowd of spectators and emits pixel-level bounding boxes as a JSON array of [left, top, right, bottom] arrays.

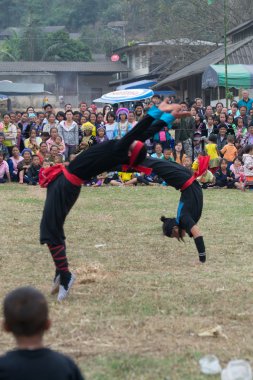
[[0, 90, 253, 189]]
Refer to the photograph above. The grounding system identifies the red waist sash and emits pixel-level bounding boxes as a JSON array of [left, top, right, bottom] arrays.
[[39, 164, 84, 188], [180, 155, 210, 192]]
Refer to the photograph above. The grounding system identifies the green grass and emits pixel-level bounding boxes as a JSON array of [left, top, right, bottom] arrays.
[[0, 184, 252, 379]]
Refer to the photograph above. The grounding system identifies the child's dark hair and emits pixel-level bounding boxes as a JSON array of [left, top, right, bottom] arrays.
[[3, 287, 48, 336], [227, 135, 235, 143], [208, 134, 217, 143], [233, 156, 243, 164], [160, 216, 184, 241], [241, 144, 253, 155], [219, 158, 228, 167], [106, 111, 116, 122]]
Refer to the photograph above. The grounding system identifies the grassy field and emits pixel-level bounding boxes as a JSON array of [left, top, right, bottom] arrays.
[[0, 184, 252, 379]]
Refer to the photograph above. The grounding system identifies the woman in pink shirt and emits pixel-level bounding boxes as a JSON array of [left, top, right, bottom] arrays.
[[46, 127, 59, 151], [8, 145, 23, 181]]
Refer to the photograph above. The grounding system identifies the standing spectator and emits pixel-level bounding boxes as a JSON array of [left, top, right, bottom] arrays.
[[195, 97, 205, 118], [236, 106, 250, 127], [18, 112, 29, 135], [201, 116, 217, 138], [241, 124, 253, 147], [134, 102, 144, 121], [58, 111, 79, 159], [214, 102, 223, 118], [128, 111, 137, 128], [203, 105, 213, 123], [114, 108, 131, 139], [105, 111, 117, 140], [2, 113, 17, 155], [56, 111, 65, 123], [220, 135, 237, 167], [102, 104, 112, 122], [217, 124, 228, 152], [79, 101, 88, 115], [228, 102, 239, 117], [237, 90, 253, 114], [205, 134, 220, 173], [46, 128, 59, 152], [234, 117, 247, 147], [173, 102, 195, 158], [0, 132, 9, 159], [43, 113, 58, 133]]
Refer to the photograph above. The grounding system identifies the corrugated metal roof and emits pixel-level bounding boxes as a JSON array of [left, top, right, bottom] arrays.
[[227, 19, 253, 36], [154, 36, 253, 87], [0, 61, 129, 73], [0, 82, 46, 94]]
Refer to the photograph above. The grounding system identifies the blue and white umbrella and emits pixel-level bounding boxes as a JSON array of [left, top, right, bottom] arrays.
[[0, 94, 8, 101], [93, 89, 154, 104]]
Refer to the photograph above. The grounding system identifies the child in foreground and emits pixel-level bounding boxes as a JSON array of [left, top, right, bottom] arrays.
[[0, 287, 85, 380]]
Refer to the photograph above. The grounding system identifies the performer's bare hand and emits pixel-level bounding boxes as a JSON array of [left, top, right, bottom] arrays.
[[158, 98, 181, 113]]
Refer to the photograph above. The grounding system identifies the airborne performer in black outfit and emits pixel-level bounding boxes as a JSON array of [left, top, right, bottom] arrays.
[[39, 100, 185, 301]]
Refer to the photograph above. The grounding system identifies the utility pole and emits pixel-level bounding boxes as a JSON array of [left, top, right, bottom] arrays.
[[224, 0, 228, 108]]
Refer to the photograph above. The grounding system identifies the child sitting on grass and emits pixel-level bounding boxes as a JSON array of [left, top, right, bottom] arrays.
[[0, 287, 85, 380], [215, 158, 242, 189], [24, 155, 41, 185]]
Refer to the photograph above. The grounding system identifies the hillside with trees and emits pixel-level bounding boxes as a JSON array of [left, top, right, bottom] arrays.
[[0, 0, 252, 61]]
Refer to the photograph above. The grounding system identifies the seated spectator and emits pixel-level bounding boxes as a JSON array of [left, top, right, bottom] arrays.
[[73, 111, 82, 126], [163, 148, 174, 162], [24, 128, 42, 154], [46, 127, 59, 151], [105, 111, 117, 140], [205, 134, 220, 174], [215, 158, 241, 189], [151, 143, 164, 159], [230, 156, 244, 183], [192, 132, 203, 161], [193, 153, 215, 188], [172, 142, 186, 165], [0, 151, 11, 183], [81, 121, 96, 138], [40, 132, 50, 143], [96, 126, 108, 144], [78, 124, 96, 153], [242, 144, 253, 185], [220, 135, 237, 166], [48, 145, 60, 164], [0, 132, 9, 159], [8, 146, 23, 181], [18, 149, 32, 184], [183, 156, 193, 172], [24, 155, 41, 185], [96, 112, 104, 128], [0, 287, 85, 380], [217, 124, 228, 152], [241, 124, 253, 147], [54, 153, 64, 164], [37, 142, 49, 165], [54, 135, 66, 156]]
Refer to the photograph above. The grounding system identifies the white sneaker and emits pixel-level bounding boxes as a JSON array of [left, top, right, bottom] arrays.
[[51, 274, 60, 295], [57, 273, 76, 302]]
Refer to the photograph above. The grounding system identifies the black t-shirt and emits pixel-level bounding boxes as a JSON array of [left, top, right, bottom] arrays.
[[0, 348, 85, 380]]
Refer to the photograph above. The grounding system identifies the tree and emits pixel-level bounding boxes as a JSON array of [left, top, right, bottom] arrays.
[[0, 31, 21, 61], [43, 31, 92, 61]]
